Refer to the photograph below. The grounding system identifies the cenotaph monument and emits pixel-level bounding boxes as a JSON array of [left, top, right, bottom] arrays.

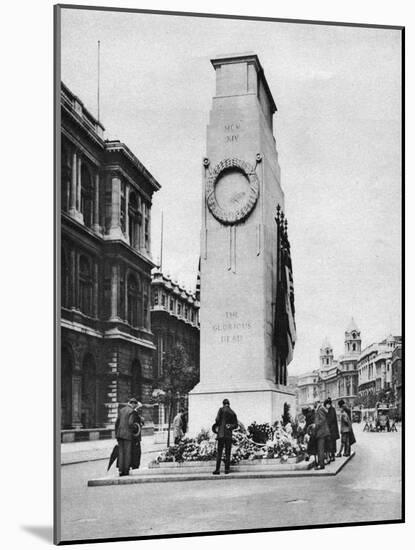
[[188, 53, 296, 435]]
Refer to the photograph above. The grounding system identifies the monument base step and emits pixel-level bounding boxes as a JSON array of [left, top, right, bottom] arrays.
[[87, 452, 354, 486]]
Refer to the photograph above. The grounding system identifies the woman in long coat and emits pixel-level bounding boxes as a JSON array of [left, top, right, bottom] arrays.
[[304, 407, 317, 459], [324, 397, 339, 462]]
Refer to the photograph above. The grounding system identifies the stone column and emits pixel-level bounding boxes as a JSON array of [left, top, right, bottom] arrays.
[[108, 174, 124, 239], [110, 264, 119, 320], [71, 374, 83, 428], [93, 261, 99, 318], [76, 156, 82, 211], [70, 248, 76, 309], [125, 186, 130, 242], [75, 252, 80, 309], [92, 172, 100, 233], [124, 271, 129, 320], [147, 208, 151, 253], [140, 203, 146, 252], [135, 213, 141, 251], [68, 151, 77, 215]]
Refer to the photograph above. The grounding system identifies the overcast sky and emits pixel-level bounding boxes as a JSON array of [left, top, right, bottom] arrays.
[[60, 8, 402, 376]]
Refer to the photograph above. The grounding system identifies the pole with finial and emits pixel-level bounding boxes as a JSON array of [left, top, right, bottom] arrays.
[[97, 40, 101, 122]]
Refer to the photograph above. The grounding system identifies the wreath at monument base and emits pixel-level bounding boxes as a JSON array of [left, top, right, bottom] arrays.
[[155, 422, 306, 465]]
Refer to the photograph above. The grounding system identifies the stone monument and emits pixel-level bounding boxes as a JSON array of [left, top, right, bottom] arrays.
[[189, 53, 296, 435]]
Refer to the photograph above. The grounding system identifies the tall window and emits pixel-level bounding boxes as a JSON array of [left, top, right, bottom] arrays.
[[143, 284, 149, 328], [103, 262, 111, 318], [61, 146, 71, 212], [128, 191, 140, 248], [81, 164, 94, 228], [79, 255, 93, 315], [127, 274, 139, 326], [61, 346, 73, 428], [81, 354, 98, 428], [131, 359, 142, 401], [120, 181, 126, 234], [61, 248, 70, 308]]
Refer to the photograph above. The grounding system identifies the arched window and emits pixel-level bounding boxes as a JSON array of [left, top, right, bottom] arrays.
[[127, 274, 139, 326], [131, 359, 142, 401], [61, 146, 71, 212], [81, 164, 94, 228], [143, 285, 149, 328], [79, 255, 93, 315], [81, 353, 99, 428], [61, 248, 70, 308], [128, 191, 140, 248], [61, 345, 73, 428], [120, 181, 126, 234]]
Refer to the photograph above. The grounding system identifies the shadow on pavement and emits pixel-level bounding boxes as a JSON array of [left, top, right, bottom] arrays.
[[21, 525, 53, 543]]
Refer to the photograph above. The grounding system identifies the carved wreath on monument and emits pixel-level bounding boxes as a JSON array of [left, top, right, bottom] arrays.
[[206, 158, 259, 224]]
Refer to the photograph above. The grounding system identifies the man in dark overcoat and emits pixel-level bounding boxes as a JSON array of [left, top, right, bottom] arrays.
[[212, 398, 238, 475], [115, 397, 139, 476], [324, 397, 339, 461], [337, 399, 356, 457], [314, 400, 330, 469], [131, 402, 144, 470]]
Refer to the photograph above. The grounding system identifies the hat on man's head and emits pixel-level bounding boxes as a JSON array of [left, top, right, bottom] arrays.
[[338, 399, 345, 407], [223, 398, 230, 406], [128, 397, 138, 405]]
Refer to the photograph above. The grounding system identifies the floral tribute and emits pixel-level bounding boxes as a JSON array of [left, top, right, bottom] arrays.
[[155, 421, 307, 465]]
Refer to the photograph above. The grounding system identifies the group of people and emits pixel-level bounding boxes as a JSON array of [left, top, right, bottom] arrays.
[[299, 398, 356, 470], [114, 396, 355, 477]]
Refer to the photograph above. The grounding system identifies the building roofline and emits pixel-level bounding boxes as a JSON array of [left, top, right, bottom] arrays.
[[105, 140, 161, 192], [61, 81, 105, 133]]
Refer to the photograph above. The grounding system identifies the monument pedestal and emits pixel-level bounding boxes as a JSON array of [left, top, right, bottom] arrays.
[[189, 382, 295, 436]]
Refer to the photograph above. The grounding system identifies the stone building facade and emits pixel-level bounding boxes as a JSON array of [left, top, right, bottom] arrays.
[[391, 344, 402, 418], [151, 267, 200, 425], [297, 319, 361, 410], [60, 82, 161, 441], [357, 335, 402, 398]]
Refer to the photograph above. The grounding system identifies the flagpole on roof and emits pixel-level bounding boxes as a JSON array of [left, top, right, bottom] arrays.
[[97, 40, 101, 122]]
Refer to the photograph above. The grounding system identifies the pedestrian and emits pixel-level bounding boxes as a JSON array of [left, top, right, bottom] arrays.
[[172, 408, 185, 445], [115, 397, 140, 477], [324, 397, 339, 462], [212, 398, 238, 475], [296, 411, 307, 445], [304, 406, 316, 461], [181, 409, 188, 435], [131, 402, 144, 470], [337, 399, 356, 457], [313, 400, 330, 470]]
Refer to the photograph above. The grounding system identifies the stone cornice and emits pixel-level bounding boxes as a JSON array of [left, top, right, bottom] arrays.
[[105, 141, 161, 192], [103, 328, 156, 349], [61, 103, 105, 152], [101, 165, 153, 204], [61, 127, 102, 167]]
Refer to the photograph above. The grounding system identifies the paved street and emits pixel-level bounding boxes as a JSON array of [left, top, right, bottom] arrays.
[[60, 425, 402, 542]]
